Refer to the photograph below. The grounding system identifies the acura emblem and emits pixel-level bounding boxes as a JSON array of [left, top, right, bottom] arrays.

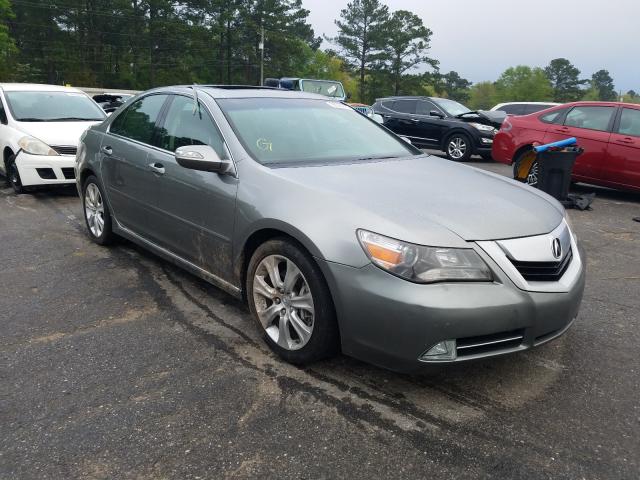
[[552, 238, 562, 259]]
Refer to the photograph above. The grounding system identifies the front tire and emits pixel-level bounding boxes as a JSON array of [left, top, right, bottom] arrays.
[[82, 175, 114, 245], [445, 133, 472, 161], [246, 238, 339, 365], [7, 155, 25, 194]]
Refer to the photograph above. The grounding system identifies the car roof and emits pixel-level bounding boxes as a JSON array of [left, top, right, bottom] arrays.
[[494, 102, 561, 107], [142, 85, 330, 100], [375, 96, 438, 101], [0, 83, 85, 93]]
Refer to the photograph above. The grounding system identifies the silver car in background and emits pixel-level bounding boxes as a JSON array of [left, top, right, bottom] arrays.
[[76, 86, 585, 372]]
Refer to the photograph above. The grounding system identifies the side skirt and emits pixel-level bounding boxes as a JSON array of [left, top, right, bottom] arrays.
[[112, 220, 243, 300]]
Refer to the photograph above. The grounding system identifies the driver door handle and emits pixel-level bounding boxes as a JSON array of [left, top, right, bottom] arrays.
[[148, 162, 165, 175], [101, 146, 113, 155]]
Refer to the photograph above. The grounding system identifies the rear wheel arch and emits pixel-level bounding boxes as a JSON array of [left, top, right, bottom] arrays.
[[512, 144, 535, 165]]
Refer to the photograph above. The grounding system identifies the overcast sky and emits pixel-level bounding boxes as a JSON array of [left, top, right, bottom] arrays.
[[302, 0, 639, 92]]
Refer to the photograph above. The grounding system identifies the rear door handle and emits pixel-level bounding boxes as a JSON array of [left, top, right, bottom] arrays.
[[615, 137, 634, 145], [410, 118, 420, 122], [101, 146, 113, 155], [554, 127, 570, 133], [148, 162, 165, 175]]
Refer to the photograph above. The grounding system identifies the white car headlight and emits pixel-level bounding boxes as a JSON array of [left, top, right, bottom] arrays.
[[469, 122, 497, 134], [18, 136, 59, 156], [357, 230, 493, 283]]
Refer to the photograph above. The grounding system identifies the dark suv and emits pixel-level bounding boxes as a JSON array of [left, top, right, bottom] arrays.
[[372, 96, 505, 161]]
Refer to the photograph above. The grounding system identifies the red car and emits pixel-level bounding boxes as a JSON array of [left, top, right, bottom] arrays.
[[492, 101, 640, 192]]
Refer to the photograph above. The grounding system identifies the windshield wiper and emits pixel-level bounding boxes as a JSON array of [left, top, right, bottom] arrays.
[[17, 117, 47, 122], [46, 117, 104, 121], [356, 155, 399, 161]]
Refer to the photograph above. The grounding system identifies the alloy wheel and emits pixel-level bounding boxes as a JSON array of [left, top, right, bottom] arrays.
[[252, 254, 315, 351], [84, 183, 105, 238], [526, 161, 539, 186], [447, 136, 467, 160]]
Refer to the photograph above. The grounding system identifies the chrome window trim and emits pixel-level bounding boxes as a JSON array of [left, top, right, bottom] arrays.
[[105, 90, 238, 176]]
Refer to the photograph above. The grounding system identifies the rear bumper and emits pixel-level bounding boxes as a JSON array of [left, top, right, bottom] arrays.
[[317, 244, 585, 373], [15, 151, 76, 186]]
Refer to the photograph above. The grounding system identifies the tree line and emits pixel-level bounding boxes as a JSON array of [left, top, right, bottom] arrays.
[[0, 0, 637, 107]]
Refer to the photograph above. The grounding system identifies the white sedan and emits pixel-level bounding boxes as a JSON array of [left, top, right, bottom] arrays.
[[0, 83, 106, 194]]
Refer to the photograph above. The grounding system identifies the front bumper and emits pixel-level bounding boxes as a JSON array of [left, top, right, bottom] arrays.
[[15, 151, 76, 186], [318, 244, 585, 373]]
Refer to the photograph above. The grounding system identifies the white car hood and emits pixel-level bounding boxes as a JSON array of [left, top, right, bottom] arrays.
[[17, 121, 103, 147]]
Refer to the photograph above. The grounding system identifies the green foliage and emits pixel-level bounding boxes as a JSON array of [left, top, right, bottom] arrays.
[[494, 66, 553, 103], [468, 81, 497, 110], [330, 0, 390, 101], [589, 69, 617, 101], [0, 0, 17, 80], [544, 58, 586, 102], [382, 10, 437, 96]]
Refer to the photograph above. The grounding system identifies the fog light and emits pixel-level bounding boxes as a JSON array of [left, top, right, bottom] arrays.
[[480, 137, 493, 144], [420, 340, 457, 361]]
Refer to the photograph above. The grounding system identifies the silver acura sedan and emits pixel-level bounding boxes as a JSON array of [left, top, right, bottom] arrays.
[[76, 86, 585, 372]]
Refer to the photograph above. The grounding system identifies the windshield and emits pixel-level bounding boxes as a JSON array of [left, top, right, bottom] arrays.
[[218, 98, 417, 166], [432, 98, 471, 117], [300, 80, 345, 99], [5, 91, 106, 122]]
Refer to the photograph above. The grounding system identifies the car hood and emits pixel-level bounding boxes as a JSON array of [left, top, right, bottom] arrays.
[[456, 110, 506, 128], [271, 155, 563, 245], [16, 121, 104, 147]]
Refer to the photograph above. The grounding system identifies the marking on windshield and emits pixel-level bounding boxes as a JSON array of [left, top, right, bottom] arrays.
[[256, 138, 273, 151]]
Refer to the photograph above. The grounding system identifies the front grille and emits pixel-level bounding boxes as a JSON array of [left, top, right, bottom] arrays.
[[61, 167, 75, 179], [456, 329, 525, 358], [51, 145, 78, 156], [509, 249, 573, 282]]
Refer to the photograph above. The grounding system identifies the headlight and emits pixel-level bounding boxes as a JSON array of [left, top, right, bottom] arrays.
[[357, 230, 493, 283], [18, 136, 58, 156], [469, 122, 497, 134]]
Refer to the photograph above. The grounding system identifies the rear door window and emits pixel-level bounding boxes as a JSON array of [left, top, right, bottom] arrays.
[[110, 94, 168, 144], [392, 99, 417, 114], [540, 109, 566, 124], [524, 104, 553, 114], [497, 104, 524, 115], [564, 106, 615, 132], [617, 108, 640, 137], [158, 95, 225, 156]]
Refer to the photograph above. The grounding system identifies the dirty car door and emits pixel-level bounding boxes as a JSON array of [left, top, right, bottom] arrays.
[[149, 94, 238, 280], [102, 93, 169, 241]]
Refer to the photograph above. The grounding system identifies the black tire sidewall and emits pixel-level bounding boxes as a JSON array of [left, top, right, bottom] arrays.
[[8, 155, 25, 194], [82, 175, 114, 245], [445, 133, 472, 161], [246, 238, 339, 365]]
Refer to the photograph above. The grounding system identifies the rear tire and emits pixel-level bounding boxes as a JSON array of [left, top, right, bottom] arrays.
[[246, 238, 339, 365], [444, 133, 472, 161], [82, 175, 115, 245], [513, 150, 539, 187]]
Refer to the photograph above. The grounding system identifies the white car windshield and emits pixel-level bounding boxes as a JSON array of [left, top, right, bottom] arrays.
[[300, 80, 345, 99], [5, 91, 106, 122], [219, 98, 417, 166]]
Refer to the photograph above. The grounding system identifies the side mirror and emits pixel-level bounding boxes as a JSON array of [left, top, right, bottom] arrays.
[[430, 110, 444, 118], [399, 136, 412, 145], [372, 113, 384, 124], [346, 92, 352, 100], [175, 145, 230, 173]]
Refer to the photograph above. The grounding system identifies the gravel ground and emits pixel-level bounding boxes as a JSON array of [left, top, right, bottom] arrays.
[[1, 158, 639, 479]]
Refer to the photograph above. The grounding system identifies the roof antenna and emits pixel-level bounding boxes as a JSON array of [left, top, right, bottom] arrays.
[[190, 84, 201, 118]]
